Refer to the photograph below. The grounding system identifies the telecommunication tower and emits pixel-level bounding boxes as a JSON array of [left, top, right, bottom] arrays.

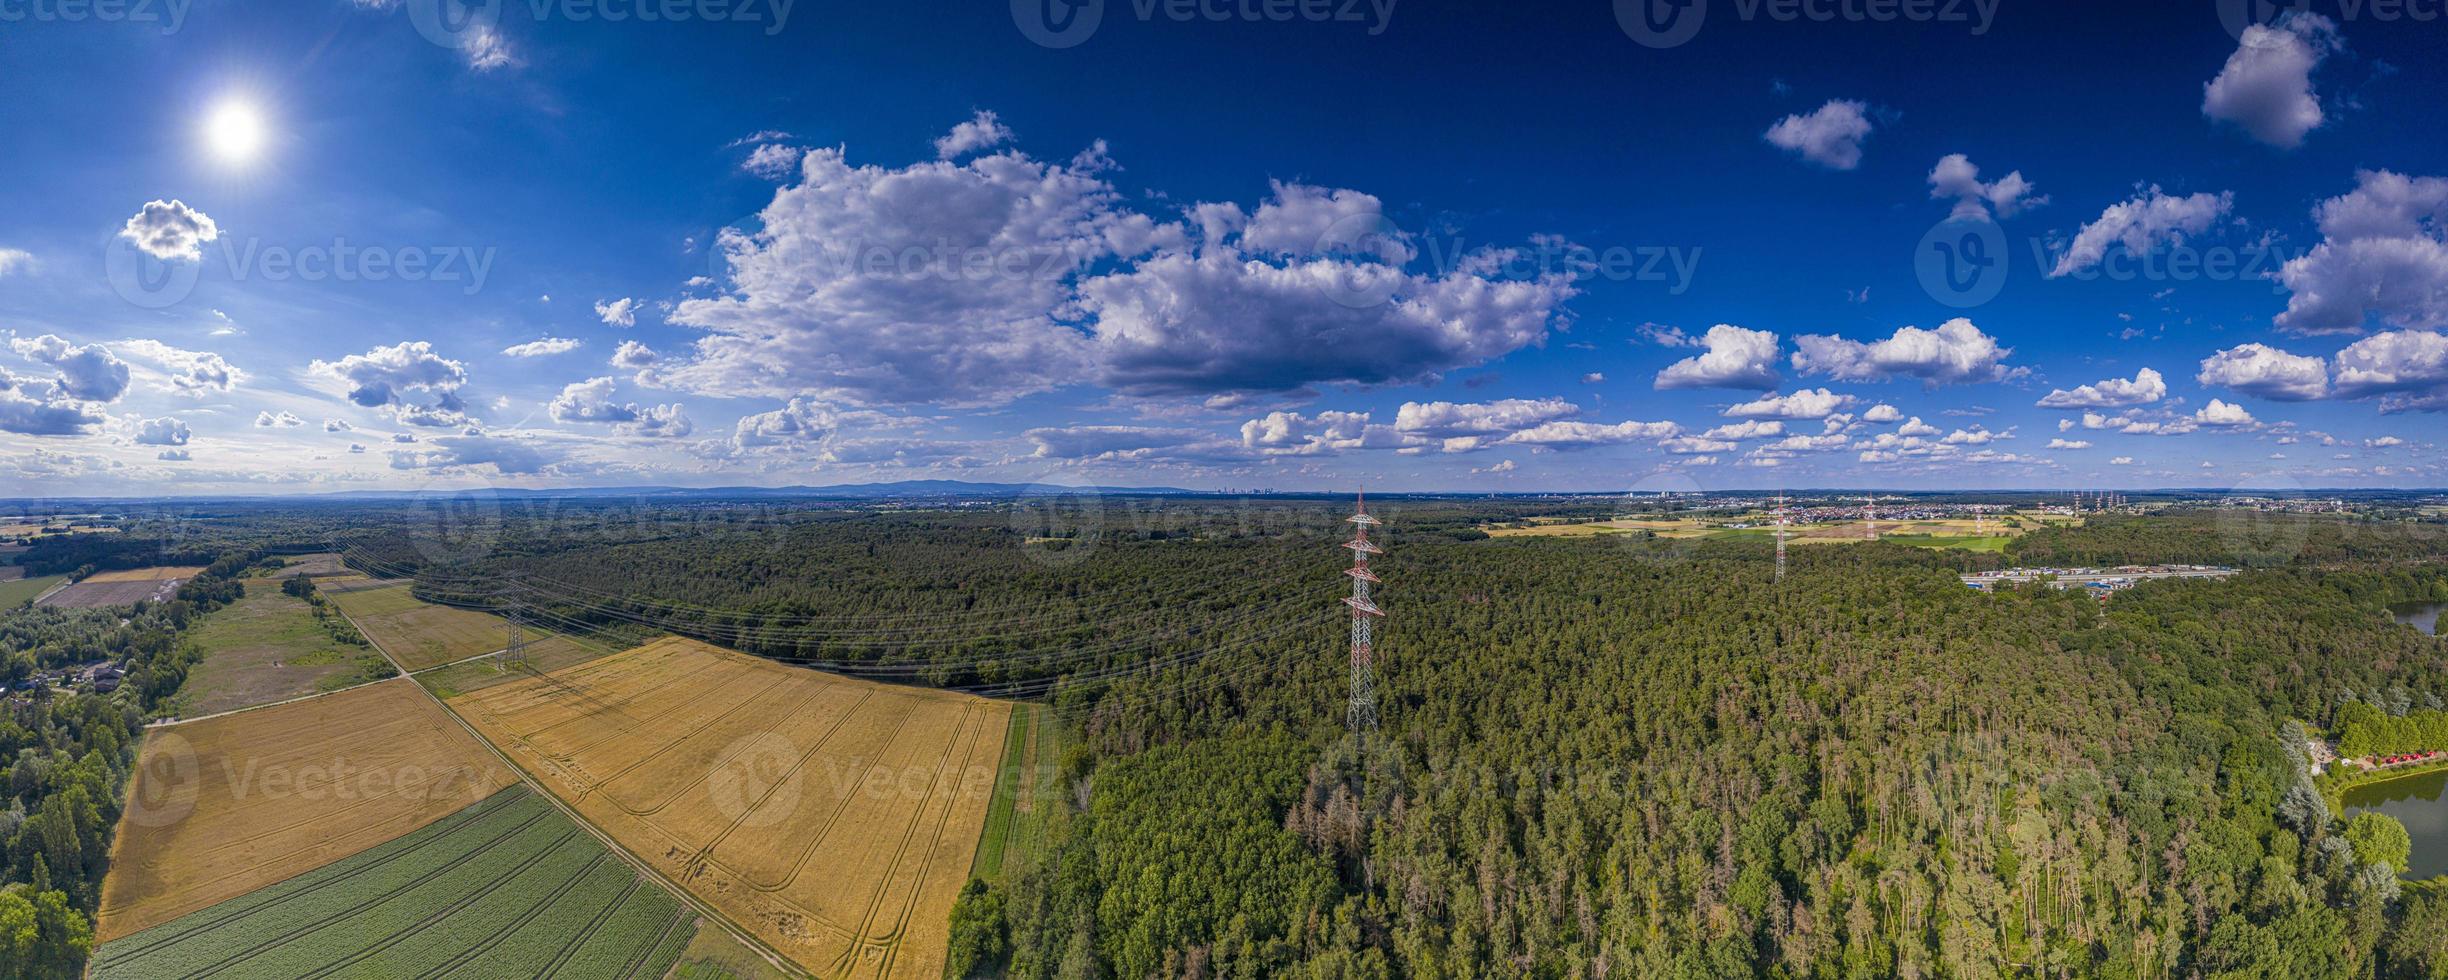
[[1863, 494, 1881, 542], [1773, 492, 1790, 582], [1342, 492, 1385, 736]]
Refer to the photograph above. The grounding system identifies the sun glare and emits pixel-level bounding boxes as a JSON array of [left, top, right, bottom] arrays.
[[203, 100, 266, 164]]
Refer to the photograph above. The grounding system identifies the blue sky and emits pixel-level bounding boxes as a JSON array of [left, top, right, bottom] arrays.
[[2, 0, 2445, 494]]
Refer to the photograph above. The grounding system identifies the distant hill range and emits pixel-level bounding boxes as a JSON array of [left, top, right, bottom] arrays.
[[0, 480, 1215, 505]]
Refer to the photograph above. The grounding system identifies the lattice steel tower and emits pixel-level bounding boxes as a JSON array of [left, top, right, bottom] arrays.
[[499, 577, 529, 671], [1774, 492, 1790, 582], [1342, 492, 1385, 735]]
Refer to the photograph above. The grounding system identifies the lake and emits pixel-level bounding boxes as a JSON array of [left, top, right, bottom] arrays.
[[2394, 602, 2444, 636], [2346, 768, 2448, 879]]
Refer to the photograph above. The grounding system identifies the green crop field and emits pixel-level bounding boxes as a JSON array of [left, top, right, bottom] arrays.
[[90, 786, 693, 980], [971, 702, 1062, 883], [0, 574, 65, 609]]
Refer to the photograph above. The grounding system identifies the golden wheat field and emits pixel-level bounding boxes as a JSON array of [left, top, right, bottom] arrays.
[[96, 679, 516, 940], [446, 636, 1011, 979]]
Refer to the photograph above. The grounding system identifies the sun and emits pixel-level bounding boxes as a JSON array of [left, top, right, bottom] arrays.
[[203, 100, 267, 164]]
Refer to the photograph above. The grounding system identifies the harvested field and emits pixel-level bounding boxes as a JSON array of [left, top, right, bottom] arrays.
[[39, 571, 195, 608], [0, 565, 22, 581], [91, 786, 695, 980], [86, 565, 208, 583], [328, 583, 515, 670], [97, 678, 518, 940], [450, 637, 1011, 979], [173, 581, 391, 716], [415, 635, 619, 699]]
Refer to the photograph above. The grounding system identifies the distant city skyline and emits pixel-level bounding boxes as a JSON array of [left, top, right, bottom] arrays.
[[4, 3, 2445, 495]]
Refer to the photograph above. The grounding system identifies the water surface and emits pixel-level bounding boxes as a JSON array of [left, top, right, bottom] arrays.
[[2345, 767, 2448, 879], [2394, 601, 2444, 636]]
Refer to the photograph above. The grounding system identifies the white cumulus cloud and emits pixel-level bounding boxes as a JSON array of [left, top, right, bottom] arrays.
[[1927, 154, 2045, 219], [1724, 388, 1857, 420], [2037, 367, 2167, 409], [1653, 324, 1780, 390], [502, 337, 582, 358], [1791, 318, 2021, 386], [118, 199, 219, 261], [1763, 100, 1873, 170], [2197, 343, 2331, 400], [2275, 171, 2448, 335], [2049, 187, 2232, 277], [2202, 13, 2340, 149]]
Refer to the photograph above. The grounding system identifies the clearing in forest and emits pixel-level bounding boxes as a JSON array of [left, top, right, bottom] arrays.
[[326, 582, 520, 670], [96, 678, 517, 940], [171, 579, 392, 716], [90, 786, 696, 979], [448, 636, 1011, 979]]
